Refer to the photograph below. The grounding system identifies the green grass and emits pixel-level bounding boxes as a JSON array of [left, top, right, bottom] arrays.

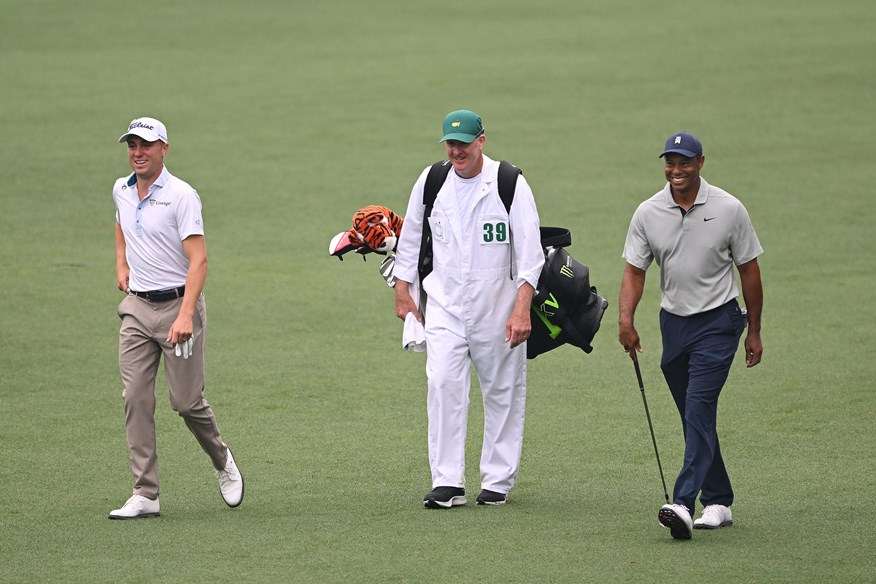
[[1, 0, 874, 582]]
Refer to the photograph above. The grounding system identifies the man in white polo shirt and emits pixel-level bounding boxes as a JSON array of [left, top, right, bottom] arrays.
[[619, 132, 763, 540], [109, 116, 243, 519]]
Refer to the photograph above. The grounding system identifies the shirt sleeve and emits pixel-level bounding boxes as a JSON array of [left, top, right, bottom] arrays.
[[175, 188, 205, 241], [392, 167, 431, 284], [509, 174, 544, 289], [113, 177, 124, 224], [622, 204, 654, 271], [730, 200, 763, 265]]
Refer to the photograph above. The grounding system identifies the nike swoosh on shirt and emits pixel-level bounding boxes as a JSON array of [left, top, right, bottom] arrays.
[[704, 217, 717, 222]]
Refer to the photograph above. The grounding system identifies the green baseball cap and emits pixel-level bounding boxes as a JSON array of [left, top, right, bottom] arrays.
[[439, 110, 485, 143]]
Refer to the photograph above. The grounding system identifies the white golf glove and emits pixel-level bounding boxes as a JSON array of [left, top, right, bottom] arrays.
[[174, 337, 194, 359]]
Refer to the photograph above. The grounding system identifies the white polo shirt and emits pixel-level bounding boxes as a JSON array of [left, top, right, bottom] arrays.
[[113, 166, 204, 292], [622, 178, 762, 316]]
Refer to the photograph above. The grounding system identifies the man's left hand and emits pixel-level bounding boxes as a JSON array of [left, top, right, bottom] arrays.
[[745, 332, 763, 367]]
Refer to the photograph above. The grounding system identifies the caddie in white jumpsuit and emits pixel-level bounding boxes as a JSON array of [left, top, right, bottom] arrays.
[[393, 110, 544, 508]]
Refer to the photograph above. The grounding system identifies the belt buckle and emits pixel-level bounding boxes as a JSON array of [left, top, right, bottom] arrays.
[[158, 287, 183, 301]]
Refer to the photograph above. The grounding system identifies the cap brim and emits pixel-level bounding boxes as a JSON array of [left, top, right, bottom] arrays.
[[439, 133, 477, 143], [659, 149, 700, 158], [118, 129, 164, 143]]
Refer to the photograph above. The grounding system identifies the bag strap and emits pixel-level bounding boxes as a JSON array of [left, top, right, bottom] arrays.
[[539, 226, 571, 248], [423, 160, 453, 209], [418, 161, 453, 283], [496, 160, 521, 212]]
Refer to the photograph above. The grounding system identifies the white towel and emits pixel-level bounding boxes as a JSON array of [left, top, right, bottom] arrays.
[[403, 312, 426, 352], [401, 275, 426, 352]]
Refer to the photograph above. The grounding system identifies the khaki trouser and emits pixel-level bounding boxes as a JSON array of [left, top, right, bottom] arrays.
[[117, 293, 227, 499]]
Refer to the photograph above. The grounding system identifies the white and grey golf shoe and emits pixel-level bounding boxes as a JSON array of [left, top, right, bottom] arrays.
[[658, 503, 693, 540], [694, 504, 733, 529], [109, 494, 160, 520]]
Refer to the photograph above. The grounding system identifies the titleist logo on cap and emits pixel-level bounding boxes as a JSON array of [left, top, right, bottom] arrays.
[[129, 121, 155, 131]]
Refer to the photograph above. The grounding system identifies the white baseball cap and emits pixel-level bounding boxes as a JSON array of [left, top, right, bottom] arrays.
[[118, 117, 168, 144]]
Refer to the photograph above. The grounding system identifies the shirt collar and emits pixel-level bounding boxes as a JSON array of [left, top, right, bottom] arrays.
[[125, 166, 171, 189], [662, 177, 711, 208]]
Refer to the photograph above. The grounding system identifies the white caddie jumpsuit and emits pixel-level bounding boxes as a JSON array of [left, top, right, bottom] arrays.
[[394, 155, 544, 494]]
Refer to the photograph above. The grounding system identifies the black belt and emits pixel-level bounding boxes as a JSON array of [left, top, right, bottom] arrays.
[[131, 286, 186, 302]]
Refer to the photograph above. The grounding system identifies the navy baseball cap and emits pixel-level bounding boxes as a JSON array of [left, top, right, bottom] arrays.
[[659, 132, 702, 158], [440, 110, 485, 143]]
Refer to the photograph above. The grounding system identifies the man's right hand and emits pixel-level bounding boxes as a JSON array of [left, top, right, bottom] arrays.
[[618, 323, 642, 359], [618, 263, 646, 360], [117, 268, 130, 292], [394, 280, 420, 322]]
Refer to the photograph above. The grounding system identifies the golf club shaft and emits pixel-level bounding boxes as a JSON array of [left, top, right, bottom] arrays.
[[632, 354, 670, 504]]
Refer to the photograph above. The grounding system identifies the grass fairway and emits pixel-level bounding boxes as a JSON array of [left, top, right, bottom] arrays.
[[1, 0, 874, 582]]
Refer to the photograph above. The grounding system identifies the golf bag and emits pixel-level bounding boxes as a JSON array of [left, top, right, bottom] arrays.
[[527, 227, 608, 358], [419, 160, 608, 359]]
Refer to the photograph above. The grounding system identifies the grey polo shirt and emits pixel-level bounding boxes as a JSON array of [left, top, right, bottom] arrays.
[[622, 178, 763, 317]]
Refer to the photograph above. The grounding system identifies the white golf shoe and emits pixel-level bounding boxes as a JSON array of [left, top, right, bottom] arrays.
[[216, 447, 244, 507], [109, 494, 160, 520], [694, 504, 733, 529], [658, 503, 693, 540]]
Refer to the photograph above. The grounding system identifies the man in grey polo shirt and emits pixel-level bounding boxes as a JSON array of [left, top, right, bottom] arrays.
[[110, 117, 244, 519], [619, 132, 763, 540]]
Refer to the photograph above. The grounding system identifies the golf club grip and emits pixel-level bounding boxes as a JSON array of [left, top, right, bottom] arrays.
[[632, 356, 645, 392]]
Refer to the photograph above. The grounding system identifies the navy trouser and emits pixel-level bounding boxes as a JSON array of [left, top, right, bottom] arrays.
[[660, 299, 745, 515]]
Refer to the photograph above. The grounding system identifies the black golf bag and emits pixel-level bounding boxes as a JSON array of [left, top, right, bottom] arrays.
[[527, 227, 609, 359]]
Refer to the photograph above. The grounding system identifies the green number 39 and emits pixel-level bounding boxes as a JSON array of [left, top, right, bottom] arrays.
[[483, 222, 507, 243]]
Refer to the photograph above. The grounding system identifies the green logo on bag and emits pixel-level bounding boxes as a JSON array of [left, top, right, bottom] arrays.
[[539, 293, 559, 317], [534, 293, 563, 339]]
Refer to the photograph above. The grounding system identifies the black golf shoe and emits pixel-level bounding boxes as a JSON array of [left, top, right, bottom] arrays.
[[476, 489, 508, 506], [423, 486, 466, 509]]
